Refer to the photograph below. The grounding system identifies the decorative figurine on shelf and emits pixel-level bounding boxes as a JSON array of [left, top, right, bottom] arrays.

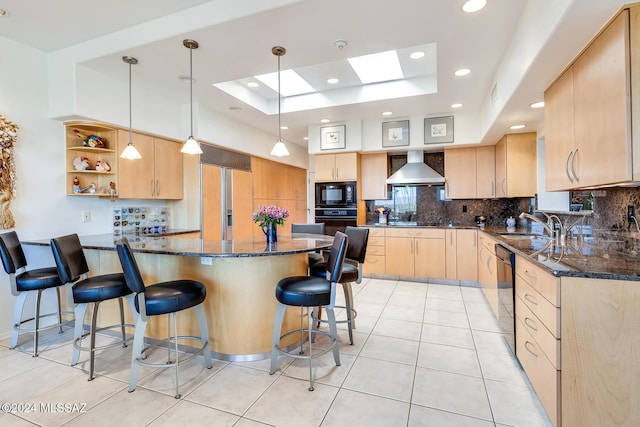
[[108, 181, 117, 202], [73, 129, 106, 148], [72, 176, 96, 194], [95, 159, 111, 171], [72, 155, 90, 170]]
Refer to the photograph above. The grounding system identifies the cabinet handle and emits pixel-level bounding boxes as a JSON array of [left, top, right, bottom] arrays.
[[571, 147, 579, 182], [450, 232, 453, 245], [524, 293, 538, 305], [336, 168, 339, 179], [473, 233, 477, 247], [479, 246, 485, 263], [411, 240, 414, 255], [415, 240, 419, 254], [408, 230, 421, 236], [565, 150, 574, 183], [525, 341, 539, 357], [524, 269, 537, 281], [491, 181, 495, 197], [151, 179, 155, 197], [524, 317, 538, 332], [501, 179, 506, 195], [487, 255, 493, 275], [156, 179, 160, 197]]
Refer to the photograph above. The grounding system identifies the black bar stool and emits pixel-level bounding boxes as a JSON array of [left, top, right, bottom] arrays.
[[0, 231, 66, 357], [310, 226, 369, 344], [269, 231, 348, 391], [50, 233, 136, 381], [291, 223, 326, 266], [116, 238, 212, 399]]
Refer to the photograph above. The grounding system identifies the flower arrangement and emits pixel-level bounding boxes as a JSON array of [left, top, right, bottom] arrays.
[[376, 207, 390, 215], [252, 204, 290, 228]]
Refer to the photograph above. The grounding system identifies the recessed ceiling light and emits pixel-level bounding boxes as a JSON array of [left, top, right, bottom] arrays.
[[530, 101, 545, 109], [454, 68, 471, 77], [320, 118, 330, 123], [451, 103, 463, 109], [510, 124, 526, 130], [247, 81, 259, 88], [327, 78, 339, 84], [303, 137, 309, 141], [280, 126, 288, 130], [463, 0, 487, 13], [348, 50, 403, 84], [382, 111, 393, 116], [410, 51, 425, 59]]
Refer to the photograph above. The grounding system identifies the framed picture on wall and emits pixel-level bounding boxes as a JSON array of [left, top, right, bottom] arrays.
[[382, 120, 410, 147], [320, 125, 346, 150], [424, 116, 454, 144]]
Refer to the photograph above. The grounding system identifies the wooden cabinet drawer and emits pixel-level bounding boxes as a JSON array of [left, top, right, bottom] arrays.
[[516, 294, 560, 369], [365, 244, 385, 256], [516, 316, 560, 426], [516, 255, 560, 307], [366, 227, 385, 237], [368, 236, 385, 247], [478, 232, 498, 250], [364, 254, 386, 275], [517, 278, 560, 339], [385, 228, 445, 239]]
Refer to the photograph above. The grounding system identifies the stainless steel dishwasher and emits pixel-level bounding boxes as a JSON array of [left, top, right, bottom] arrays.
[[495, 244, 516, 354]]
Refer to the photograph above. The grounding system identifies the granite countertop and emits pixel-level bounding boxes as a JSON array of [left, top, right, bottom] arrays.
[[23, 233, 333, 258], [363, 222, 640, 281], [137, 228, 200, 237], [482, 225, 640, 281]]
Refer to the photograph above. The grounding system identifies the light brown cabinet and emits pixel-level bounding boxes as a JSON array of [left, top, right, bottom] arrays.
[[494, 133, 537, 198], [454, 229, 478, 281], [444, 147, 496, 199], [545, 7, 639, 190], [315, 152, 358, 182], [477, 232, 498, 316], [65, 122, 118, 197], [360, 153, 389, 200], [385, 228, 445, 278], [117, 130, 183, 199], [362, 227, 386, 276]]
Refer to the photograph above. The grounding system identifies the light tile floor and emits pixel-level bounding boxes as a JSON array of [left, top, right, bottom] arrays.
[[0, 279, 552, 426]]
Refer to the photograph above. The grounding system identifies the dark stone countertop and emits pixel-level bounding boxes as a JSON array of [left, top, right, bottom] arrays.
[[23, 233, 333, 258]]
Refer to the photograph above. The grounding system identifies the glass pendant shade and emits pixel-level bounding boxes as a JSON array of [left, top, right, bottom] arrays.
[[121, 142, 142, 159], [271, 46, 290, 157], [120, 56, 141, 159], [181, 136, 203, 154], [270, 139, 290, 157]]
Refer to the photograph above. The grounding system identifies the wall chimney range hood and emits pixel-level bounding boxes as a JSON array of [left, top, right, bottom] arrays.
[[386, 150, 445, 185]]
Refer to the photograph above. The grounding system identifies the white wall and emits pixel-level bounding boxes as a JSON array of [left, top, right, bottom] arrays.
[[536, 136, 569, 210]]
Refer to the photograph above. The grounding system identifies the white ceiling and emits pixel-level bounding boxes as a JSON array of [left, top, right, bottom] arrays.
[[0, 0, 629, 149]]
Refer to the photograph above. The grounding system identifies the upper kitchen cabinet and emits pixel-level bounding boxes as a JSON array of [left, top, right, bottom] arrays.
[[545, 6, 639, 190], [494, 132, 537, 198], [445, 147, 495, 199], [65, 122, 118, 197], [117, 130, 183, 199], [360, 153, 389, 200], [315, 152, 359, 182]]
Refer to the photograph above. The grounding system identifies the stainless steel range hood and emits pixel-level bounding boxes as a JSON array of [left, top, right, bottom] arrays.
[[386, 150, 445, 185]]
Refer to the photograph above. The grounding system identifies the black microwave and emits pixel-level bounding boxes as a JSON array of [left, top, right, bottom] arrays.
[[315, 181, 357, 207]]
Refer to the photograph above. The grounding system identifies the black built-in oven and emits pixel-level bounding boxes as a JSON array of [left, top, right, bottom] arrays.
[[315, 182, 356, 208], [315, 208, 358, 237]]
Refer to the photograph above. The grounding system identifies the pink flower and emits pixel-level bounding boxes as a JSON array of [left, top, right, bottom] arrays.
[[252, 205, 290, 228]]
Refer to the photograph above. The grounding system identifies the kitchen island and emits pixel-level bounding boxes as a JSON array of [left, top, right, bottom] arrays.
[[24, 233, 333, 361]]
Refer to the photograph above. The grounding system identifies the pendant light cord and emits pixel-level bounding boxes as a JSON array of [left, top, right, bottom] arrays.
[[277, 53, 282, 141], [128, 60, 133, 144], [189, 44, 194, 138]]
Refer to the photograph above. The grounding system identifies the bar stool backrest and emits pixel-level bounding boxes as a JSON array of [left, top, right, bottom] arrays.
[[115, 239, 146, 295], [291, 223, 325, 235], [50, 234, 90, 283], [344, 226, 369, 264], [0, 231, 27, 273], [325, 231, 348, 283]]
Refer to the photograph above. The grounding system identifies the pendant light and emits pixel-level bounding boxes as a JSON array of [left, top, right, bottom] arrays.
[[120, 56, 142, 160], [181, 39, 203, 155], [270, 46, 290, 157]]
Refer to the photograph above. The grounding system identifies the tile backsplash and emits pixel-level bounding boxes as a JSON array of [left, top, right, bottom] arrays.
[[113, 206, 169, 236]]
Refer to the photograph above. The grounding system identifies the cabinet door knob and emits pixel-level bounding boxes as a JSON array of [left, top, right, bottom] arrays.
[[156, 179, 160, 197], [151, 179, 155, 197]]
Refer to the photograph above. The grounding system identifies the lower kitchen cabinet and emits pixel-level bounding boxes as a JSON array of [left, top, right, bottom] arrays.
[[455, 229, 478, 282], [478, 232, 498, 316], [362, 227, 386, 275], [385, 228, 445, 278]]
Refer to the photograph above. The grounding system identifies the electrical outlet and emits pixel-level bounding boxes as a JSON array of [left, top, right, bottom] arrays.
[[628, 205, 636, 223], [82, 211, 91, 222]]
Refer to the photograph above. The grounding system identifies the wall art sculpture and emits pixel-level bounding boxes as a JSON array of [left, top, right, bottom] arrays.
[[0, 115, 17, 229]]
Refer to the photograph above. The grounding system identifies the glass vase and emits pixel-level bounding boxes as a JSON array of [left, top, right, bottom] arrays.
[[263, 222, 278, 244]]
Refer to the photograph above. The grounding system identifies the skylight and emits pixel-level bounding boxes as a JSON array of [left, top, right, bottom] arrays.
[[347, 50, 404, 84], [254, 69, 316, 97]]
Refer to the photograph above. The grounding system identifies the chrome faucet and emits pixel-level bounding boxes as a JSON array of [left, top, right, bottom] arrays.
[[518, 212, 555, 239]]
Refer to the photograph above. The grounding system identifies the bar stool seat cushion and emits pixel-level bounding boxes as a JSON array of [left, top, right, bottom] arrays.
[[141, 281, 206, 316], [15, 267, 62, 292], [310, 262, 358, 283], [275, 276, 331, 308], [71, 273, 130, 304]]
